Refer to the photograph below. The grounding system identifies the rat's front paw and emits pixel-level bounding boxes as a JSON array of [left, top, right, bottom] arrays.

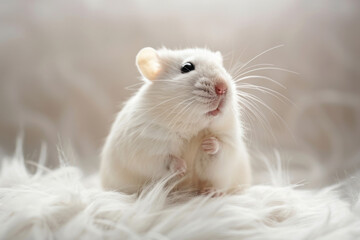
[[169, 155, 187, 177], [201, 137, 220, 155]]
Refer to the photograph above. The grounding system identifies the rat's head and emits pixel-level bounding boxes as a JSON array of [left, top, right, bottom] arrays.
[[136, 47, 237, 133]]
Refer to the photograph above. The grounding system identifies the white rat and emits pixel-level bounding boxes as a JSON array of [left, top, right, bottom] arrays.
[[100, 47, 251, 194]]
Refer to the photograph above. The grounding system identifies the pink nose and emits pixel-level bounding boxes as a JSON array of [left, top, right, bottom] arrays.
[[215, 81, 227, 96]]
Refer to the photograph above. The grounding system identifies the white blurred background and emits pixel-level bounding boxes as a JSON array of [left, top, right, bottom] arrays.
[[0, 0, 359, 188]]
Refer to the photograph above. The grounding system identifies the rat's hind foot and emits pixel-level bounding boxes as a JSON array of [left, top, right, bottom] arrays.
[[168, 155, 187, 177], [201, 137, 220, 155]]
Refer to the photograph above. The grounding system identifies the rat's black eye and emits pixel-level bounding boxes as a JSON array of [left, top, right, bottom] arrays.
[[181, 62, 195, 73]]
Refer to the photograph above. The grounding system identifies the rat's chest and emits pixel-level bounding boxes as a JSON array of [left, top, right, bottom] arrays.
[[173, 129, 213, 189], [180, 129, 211, 167]]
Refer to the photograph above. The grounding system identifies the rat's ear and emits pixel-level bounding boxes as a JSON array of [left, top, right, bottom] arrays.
[[215, 51, 223, 63], [136, 47, 162, 81]]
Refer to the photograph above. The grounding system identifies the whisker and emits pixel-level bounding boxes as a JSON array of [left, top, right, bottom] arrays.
[[130, 94, 188, 123], [240, 92, 282, 121], [167, 99, 196, 130], [237, 83, 293, 105], [237, 44, 284, 73], [237, 94, 278, 142], [132, 97, 194, 142], [175, 102, 200, 132], [237, 94, 271, 130], [229, 56, 245, 76], [234, 75, 286, 89], [236, 67, 298, 80], [163, 97, 196, 122], [127, 95, 193, 144], [238, 92, 295, 141], [236, 97, 259, 144], [223, 51, 236, 74], [232, 63, 275, 79]]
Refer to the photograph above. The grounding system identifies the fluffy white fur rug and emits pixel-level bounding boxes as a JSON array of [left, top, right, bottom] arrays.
[[1, 143, 359, 240]]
